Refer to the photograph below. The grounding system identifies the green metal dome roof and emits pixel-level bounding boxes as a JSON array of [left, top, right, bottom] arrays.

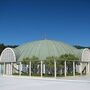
[[15, 40, 80, 61]]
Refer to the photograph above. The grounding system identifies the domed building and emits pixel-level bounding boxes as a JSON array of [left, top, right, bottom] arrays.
[[0, 40, 90, 77], [15, 40, 81, 61]]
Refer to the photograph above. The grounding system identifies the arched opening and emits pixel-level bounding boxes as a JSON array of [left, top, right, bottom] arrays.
[[81, 48, 90, 75], [0, 48, 16, 75]]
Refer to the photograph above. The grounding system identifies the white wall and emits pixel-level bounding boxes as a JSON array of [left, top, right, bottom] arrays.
[[81, 48, 90, 62]]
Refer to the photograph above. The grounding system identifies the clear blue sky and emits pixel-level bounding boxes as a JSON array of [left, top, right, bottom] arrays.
[[0, 0, 90, 46]]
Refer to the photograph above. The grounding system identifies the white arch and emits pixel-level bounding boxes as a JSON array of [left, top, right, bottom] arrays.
[[81, 48, 90, 62], [0, 48, 16, 62]]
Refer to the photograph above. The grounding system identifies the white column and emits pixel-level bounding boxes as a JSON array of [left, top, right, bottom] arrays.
[[87, 62, 90, 74], [41, 60, 43, 77], [8, 63, 11, 75], [0, 64, 1, 75], [80, 62, 82, 75], [6, 64, 8, 75], [43, 64, 45, 74], [73, 61, 75, 76], [64, 61, 67, 77], [8, 64, 10, 75], [19, 62, 22, 76], [29, 61, 31, 76], [7, 64, 9, 75], [54, 59, 56, 78], [10, 62, 13, 75], [60, 69, 63, 75], [3, 63, 6, 75]]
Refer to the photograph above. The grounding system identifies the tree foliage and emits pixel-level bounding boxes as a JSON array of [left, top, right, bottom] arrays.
[[0, 43, 18, 55], [74, 45, 90, 49], [44, 56, 55, 68], [0, 43, 6, 54], [44, 54, 79, 69], [58, 54, 79, 61], [22, 56, 39, 65]]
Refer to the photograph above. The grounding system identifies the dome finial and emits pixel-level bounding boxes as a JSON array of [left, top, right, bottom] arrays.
[[42, 33, 47, 40], [44, 33, 47, 40]]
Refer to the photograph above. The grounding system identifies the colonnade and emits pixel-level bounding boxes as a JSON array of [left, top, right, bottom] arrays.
[[18, 60, 90, 77], [1, 60, 90, 77]]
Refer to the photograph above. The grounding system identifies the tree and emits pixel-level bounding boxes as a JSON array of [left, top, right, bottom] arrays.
[[22, 57, 30, 65], [58, 54, 79, 61], [45, 56, 55, 68], [22, 56, 39, 65], [30, 56, 39, 64], [0, 43, 6, 54], [44, 56, 55, 75], [22, 56, 39, 75], [58, 54, 79, 75]]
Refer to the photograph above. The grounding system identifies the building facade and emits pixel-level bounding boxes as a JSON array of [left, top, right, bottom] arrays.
[[0, 40, 90, 77]]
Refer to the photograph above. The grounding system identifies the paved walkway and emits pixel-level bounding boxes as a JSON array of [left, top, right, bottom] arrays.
[[0, 75, 90, 90]]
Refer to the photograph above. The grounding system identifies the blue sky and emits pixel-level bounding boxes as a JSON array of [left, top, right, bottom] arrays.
[[0, 0, 90, 46]]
